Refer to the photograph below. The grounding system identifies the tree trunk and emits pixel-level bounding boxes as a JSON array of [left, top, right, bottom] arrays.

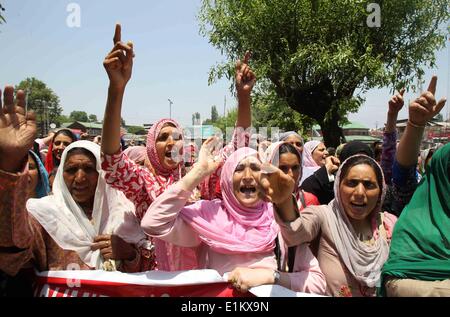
[[271, 77, 346, 147], [319, 118, 345, 148]]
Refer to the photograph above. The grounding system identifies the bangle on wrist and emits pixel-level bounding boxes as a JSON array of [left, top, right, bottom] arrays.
[[407, 120, 426, 129], [273, 270, 281, 285]]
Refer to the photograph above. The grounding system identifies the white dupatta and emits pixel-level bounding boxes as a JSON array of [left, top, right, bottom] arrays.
[[27, 141, 149, 269]]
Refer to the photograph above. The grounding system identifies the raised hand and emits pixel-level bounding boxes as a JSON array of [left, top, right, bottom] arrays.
[[409, 76, 446, 127], [103, 24, 134, 90], [0, 86, 37, 172], [258, 163, 295, 205], [324, 155, 340, 175], [195, 136, 223, 176], [388, 88, 405, 115], [235, 51, 256, 96]]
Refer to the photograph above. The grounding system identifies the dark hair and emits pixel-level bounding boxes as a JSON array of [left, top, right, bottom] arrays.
[[53, 129, 77, 144], [339, 155, 383, 191], [66, 148, 97, 166], [372, 141, 382, 148], [272, 143, 301, 166], [28, 151, 42, 178], [327, 147, 336, 156], [340, 141, 374, 162], [426, 149, 435, 161]]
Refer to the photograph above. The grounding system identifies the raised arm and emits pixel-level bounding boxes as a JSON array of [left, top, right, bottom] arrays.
[[381, 89, 405, 185], [385, 88, 405, 133], [101, 24, 134, 155], [235, 51, 256, 129], [396, 76, 446, 167], [0, 86, 39, 274]]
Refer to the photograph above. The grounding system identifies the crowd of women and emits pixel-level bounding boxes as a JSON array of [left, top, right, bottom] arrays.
[[0, 24, 449, 297]]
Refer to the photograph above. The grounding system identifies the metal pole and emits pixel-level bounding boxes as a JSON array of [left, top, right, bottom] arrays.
[[168, 98, 173, 119], [44, 101, 48, 135]]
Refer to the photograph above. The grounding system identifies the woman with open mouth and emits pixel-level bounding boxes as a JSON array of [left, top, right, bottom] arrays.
[[142, 138, 325, 294], [275, 152, 398, 297], [100, 24, 256, 272], [226, 141, 326, 294]]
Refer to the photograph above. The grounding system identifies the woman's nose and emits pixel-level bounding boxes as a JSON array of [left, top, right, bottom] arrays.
[[354, 183, 366, 197], [242, 167, 253, 179], [287, 169, 294, 179], [166, 136, 175, 145], [74, 169, 86, 182]]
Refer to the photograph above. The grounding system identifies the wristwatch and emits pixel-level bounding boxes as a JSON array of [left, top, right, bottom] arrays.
[[273, 270, 281, 285]]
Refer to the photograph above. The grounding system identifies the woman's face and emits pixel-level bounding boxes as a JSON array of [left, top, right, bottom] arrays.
[[53, 134, 73, 161], [27, 154, 39, 199], [284, 135, 303, 154], [312, 143, 328, 166], [156, 125, 183, 170], [339, 164, 380, 221], [278, 152, 301, 185], [63, 152, 99, 209], [232, 156, 262, 208]]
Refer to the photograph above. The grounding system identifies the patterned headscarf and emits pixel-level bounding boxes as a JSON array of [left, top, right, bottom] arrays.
[[146, 118, 183, 179]]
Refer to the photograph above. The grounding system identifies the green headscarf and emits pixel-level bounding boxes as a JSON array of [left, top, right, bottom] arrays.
[[379, 143, 450, 295]]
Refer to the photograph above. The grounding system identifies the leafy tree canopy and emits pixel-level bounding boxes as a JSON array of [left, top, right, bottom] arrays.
[[69, 111, 88, 122], [199, 0, 449, 146], [15, 78, 63, 135]]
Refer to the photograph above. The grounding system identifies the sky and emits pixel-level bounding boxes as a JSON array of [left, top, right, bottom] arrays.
[[0, 0, 449, 129]]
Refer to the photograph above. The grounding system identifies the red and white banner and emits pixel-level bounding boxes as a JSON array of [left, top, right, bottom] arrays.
[[33, 269, 320, 297], [34, 269, 241, 297]]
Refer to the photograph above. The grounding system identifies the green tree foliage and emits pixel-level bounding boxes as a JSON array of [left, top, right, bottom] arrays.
[[252, 87, 315, 139], [203, 105, 220, 125], [210, 108, 238, 134], [88, 114, 98, 123], [15, 78, 63, 136], [199, 0, 450, 146], [192, 112, 201, 125], [211, 105, 219, 122], [70, 111, 88, 122], [127, 125, 146, 135], [56, 115, 72, 124]]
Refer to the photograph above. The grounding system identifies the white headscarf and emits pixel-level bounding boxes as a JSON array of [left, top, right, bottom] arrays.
[[27, 141, 150, 269]]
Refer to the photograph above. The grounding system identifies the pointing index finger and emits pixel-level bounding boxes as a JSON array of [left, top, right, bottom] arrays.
[[113, 23, 121, 44], [426, 76, 437, 95]]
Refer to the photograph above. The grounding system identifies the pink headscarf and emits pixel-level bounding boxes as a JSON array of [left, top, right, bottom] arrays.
[[145, 119, 198, 271], [146, 118, 183, 179], [180, 147, 279, 254], [302, 140, 321, 168], [300, 140, 322, 184], [123, 146, 146, 163]]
